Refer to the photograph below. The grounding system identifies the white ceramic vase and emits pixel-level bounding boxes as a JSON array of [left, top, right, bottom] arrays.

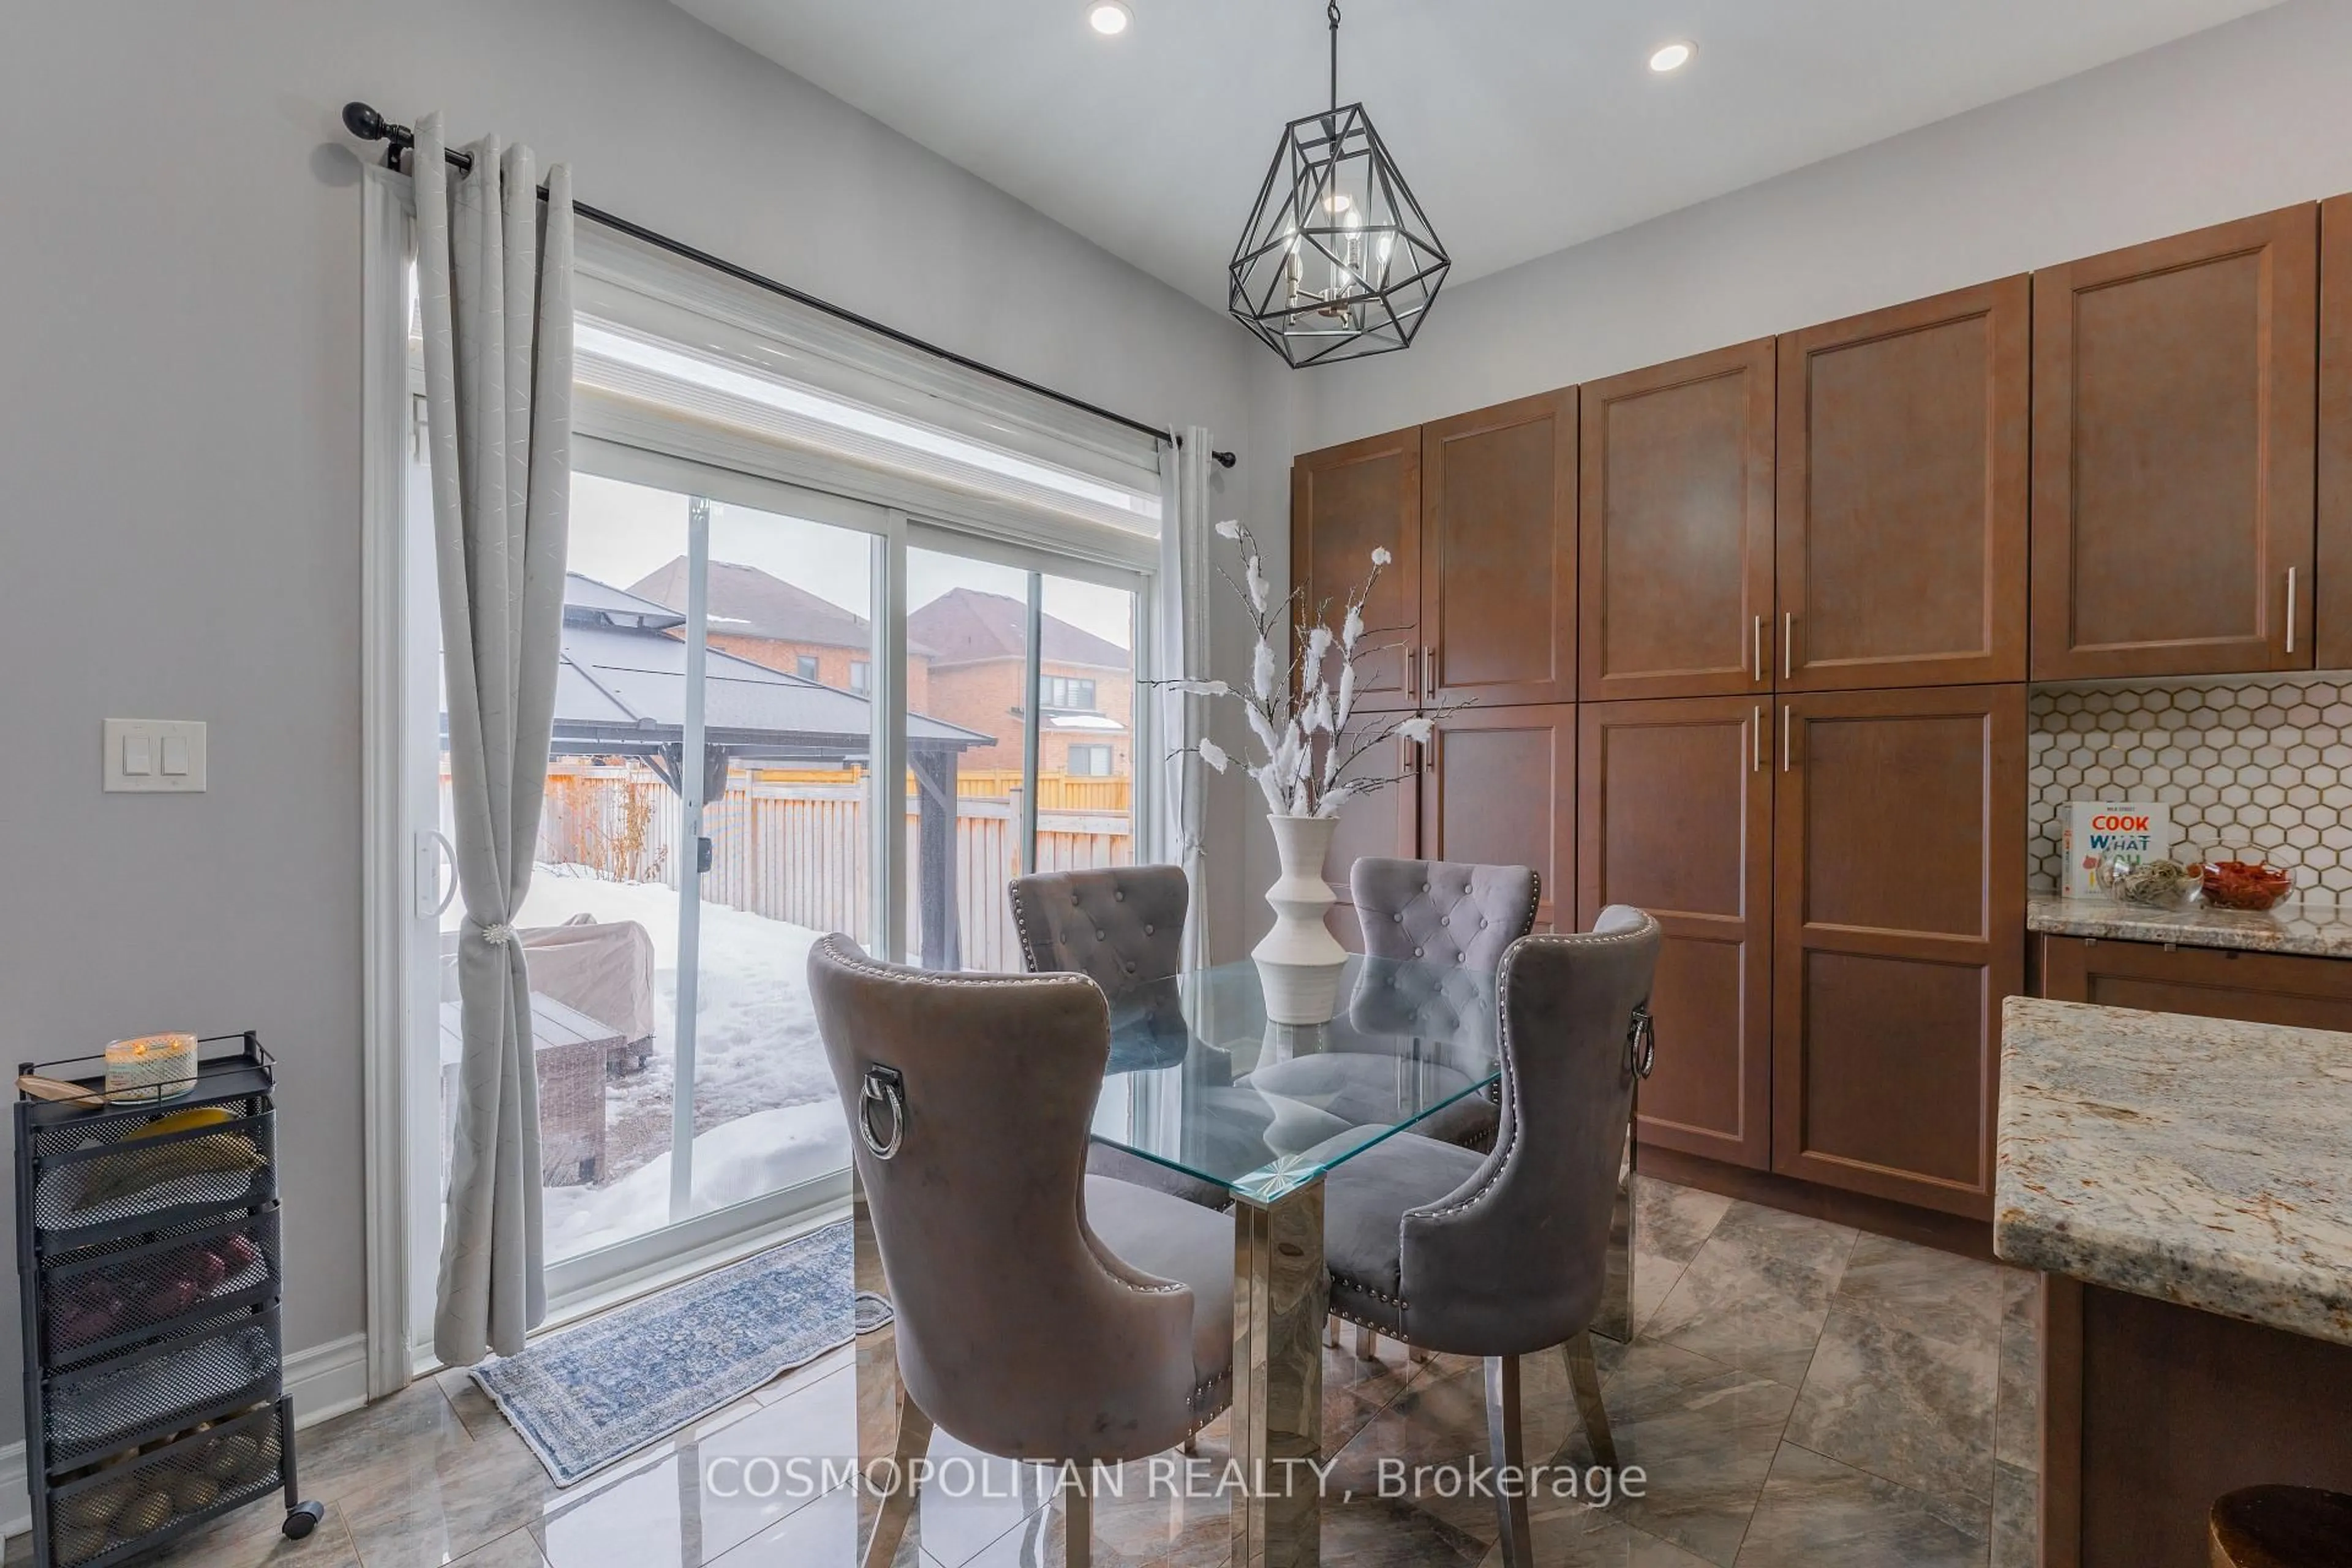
[[1253, 812, 1349, 1025]]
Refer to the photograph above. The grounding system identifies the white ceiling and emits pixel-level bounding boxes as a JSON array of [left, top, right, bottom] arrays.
[[677, 0, 2284, 311]]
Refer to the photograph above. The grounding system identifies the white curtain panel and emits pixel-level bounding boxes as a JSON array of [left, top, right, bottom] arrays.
[[1156, 429, 1213, 971], [414, 113, 576, 1364]]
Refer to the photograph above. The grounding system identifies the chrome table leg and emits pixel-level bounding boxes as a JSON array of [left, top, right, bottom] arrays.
[[1231, 1176, 1327, 1568]]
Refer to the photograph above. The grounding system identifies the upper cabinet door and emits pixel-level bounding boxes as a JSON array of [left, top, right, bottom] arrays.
[[1422, 390, 1578, 708], [2320, 195, 2352, 672], [2031, 206, 2320, 680], [1778, 278, 2030, 691], [1421, 704, 1575, 933], [1292, 428, 1422, 712], [1580, 341, 1776, 702]]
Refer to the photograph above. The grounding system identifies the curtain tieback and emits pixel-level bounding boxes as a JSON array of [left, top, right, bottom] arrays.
[[478, 922, 516, 946]]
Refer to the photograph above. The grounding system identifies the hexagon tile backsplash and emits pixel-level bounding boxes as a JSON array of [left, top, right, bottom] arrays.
[[2030, 678, 2352, 903]]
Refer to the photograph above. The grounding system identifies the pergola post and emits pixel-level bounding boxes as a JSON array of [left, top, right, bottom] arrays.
[[911, 747, 962, 971]]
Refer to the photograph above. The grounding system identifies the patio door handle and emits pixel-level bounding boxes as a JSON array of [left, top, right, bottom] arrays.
[[415, 829, 457, 918], [697, 836, 714, 874]]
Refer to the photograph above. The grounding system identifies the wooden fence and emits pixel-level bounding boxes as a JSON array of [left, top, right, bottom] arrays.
[[516, 765, 1132, 971], [751, 766, 1131, 813]]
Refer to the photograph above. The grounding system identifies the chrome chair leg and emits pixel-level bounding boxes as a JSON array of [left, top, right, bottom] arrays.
[[864, 1385, 932, 1568], [1065, 1468, 1093, 1568], [1484, 1354, 1532, 1568], [1564, 1330, 1618, 1472]]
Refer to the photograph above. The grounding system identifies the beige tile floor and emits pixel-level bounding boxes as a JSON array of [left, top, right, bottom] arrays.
[[9, 1178, 2041, 1568]]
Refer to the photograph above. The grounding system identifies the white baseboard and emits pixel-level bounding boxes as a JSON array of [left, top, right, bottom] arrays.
[[0, 1329, 372, 1543]]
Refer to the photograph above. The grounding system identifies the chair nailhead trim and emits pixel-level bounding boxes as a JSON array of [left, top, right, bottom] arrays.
[[1329, 1271, 1411, 1311]]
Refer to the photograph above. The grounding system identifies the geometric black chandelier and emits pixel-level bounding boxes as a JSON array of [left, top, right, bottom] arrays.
[[1228, 2, 1451, 368]]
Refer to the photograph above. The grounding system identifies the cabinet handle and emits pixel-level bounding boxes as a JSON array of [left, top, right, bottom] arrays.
[[1423, 644, 1435, 700], [1752, 615, 1764, 684], [1781, 703, 1792, 774], [2286, 567, 2298, 656], [1782, 612, 1795, 682], [1752, 705, 1763, 773]]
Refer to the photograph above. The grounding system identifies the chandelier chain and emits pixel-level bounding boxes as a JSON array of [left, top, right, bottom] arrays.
[[1328, 2, 1341, 111]]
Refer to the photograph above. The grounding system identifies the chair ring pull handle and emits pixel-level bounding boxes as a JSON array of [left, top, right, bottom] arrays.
[[859, 1064, 908, 1161], [1627, 1005, 1657, 1081]]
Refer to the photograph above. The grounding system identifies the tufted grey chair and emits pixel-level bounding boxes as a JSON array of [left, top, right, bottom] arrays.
[[1011, 866, 1234, 1212], [1008, 865, 1189, 1033], [1245, 858, 1541, 1357], [809, 936, 1233, 1568], [1250, 859, 1537, 1155], [1318, 907, 1661, 1568], [1354, 856, 1543, 973]]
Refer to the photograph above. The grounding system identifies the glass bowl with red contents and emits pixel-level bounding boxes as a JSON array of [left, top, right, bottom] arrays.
[[2198, 859, 2294, 911]]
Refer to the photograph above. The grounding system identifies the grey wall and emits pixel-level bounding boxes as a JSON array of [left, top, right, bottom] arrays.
[[1301, 0, 2352, 451], [0, 0, 1266, 1455]]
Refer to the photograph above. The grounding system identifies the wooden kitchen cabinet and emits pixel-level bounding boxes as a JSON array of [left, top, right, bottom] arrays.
[[1776, 279, 2030, 692], [1292, 426, 1422, 712], [1420, 704, 1576, 933], [2031, 205, 2320, 680], [2039, 935, 2352, 1033], [1422, 390, 1577, 707], [1579, 342, 1776, 703], [1321, 722, 1420, 952], [1771, 685, 2025, 1218], [2321, 194, 2352, 670], [1578, 697, 1773, 1170]]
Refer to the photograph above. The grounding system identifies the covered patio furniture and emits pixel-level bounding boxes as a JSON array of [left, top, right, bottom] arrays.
[[518, 913, 659, 1076]]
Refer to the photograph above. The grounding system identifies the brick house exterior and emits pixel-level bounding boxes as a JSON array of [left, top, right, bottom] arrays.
[[907, 587, 1131, 775], [629, 557, 931, 707]]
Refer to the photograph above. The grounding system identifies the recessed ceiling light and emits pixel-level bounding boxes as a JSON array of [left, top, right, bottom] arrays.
[[1087, 2, 1133, 36], [1649, 40, 1695, 74]]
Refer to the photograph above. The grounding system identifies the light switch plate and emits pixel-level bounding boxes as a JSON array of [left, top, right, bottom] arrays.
[[104, 719, 206, 792]]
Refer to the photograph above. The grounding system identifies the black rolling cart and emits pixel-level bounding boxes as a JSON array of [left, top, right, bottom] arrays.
[[15, 1033, 323, 1566]]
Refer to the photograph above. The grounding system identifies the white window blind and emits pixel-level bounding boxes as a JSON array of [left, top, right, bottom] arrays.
[[570, 225, 1163, 570]]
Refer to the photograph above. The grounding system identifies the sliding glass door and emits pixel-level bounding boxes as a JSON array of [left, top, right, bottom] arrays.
[[402, 451, 1151, 1336], [409, 452, 901, 1310], [902, 528, 1145, 973]]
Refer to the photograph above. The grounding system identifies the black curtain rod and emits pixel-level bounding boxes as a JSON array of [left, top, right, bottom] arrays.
[[342, 102, 1236, 469]]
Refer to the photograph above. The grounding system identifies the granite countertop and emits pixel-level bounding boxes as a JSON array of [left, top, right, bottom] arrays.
[[1995, 995, 2352, 1345], [2027, 894, 2352, 960]]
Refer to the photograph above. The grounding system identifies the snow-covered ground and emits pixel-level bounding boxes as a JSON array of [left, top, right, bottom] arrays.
[[541, 1101, 848, 1260], [445, 865, 848, 1261]]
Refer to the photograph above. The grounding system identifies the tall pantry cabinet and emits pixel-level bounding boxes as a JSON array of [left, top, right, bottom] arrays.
[[1294, 289, 2031, 1220], [1293, 189, 2352, 1230], [1292, 393, 1578, 945]]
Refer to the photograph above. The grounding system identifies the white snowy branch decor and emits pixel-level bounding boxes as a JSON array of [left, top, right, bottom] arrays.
[[1153, 519, 1466, 1023], [1155, 519, 1461, 821]]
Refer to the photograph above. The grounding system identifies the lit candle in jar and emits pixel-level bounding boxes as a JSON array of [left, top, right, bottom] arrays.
[[104, 1033, 198, 1104]]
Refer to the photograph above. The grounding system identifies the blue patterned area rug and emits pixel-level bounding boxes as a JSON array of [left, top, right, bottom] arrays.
[[473, 1220, 892, 1486]]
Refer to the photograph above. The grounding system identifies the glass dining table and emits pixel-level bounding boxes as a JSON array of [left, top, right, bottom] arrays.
[[851, 954, 1635, 1568]]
